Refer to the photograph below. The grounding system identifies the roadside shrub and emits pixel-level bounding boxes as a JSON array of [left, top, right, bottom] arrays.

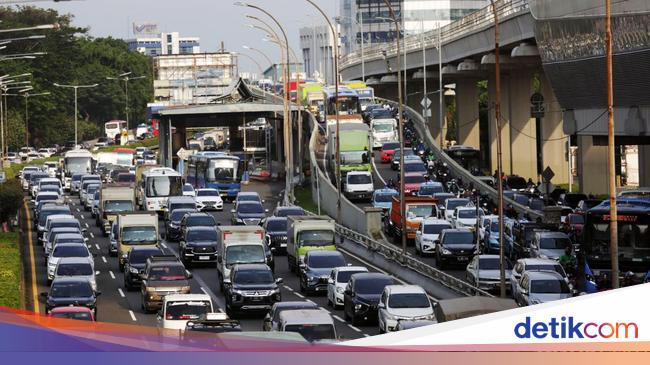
[[0, 180, 23, 225]]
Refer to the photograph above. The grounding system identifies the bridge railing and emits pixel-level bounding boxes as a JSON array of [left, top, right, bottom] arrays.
[[341, 0, 530, 69]]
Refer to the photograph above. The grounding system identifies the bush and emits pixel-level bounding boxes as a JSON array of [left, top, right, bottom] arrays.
[[0, 180, 23, 225]]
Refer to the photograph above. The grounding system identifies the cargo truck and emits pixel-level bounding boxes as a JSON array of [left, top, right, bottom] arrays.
[[385, 196, 439, 243], [216, 226, 268, 291], [117, 212, 159, 271], [98, 184, 135, 236], [286, 216, 336, 273]]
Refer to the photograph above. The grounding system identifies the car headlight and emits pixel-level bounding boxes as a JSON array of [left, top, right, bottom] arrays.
[[146, 287, 157, 293], [440, 247, 451, 255], [336, 287, 344, 294], [180, 285, 191, 293], [308, 275, 319, 283], [354, 304, 363, 311], [129, 267, 139, 274], [121, 253, 128, 259]]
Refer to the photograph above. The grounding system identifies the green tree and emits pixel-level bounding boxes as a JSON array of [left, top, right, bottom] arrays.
[[5, 109, 26, 151]]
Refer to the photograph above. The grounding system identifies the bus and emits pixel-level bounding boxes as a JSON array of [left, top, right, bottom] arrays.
[[445, 145, 482, 175], [138, 167, 182, 212], [62, 149, 94, 190], [322, 86, 363, 126], [105, 120, 127, 139], [186, 153, 246, 199], [583, 198, 650, 277], [344, 81, 375, 111]]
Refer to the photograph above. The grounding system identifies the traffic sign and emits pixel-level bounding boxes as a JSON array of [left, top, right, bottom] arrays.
[[421, 97, 432, 109], [530, 92, 545, 118], [176, 148, 192, 161], [542, 166, 555, 183]]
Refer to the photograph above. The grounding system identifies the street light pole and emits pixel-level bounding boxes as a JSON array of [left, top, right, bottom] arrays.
[[21, 91, 50, 148], [53, 83, 99, 147], [106, 72, 146, 130]]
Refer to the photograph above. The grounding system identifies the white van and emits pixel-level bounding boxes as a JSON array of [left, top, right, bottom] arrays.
[[158, 294, 214, 330], [278, 309, 338, 343]]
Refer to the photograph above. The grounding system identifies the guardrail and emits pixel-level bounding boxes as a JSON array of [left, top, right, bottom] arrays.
[[340, 0, 530, 68]]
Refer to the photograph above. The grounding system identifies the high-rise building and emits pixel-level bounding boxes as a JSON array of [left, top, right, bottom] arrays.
[[299, 25, 337, 84], [128, 32, 200, 56]]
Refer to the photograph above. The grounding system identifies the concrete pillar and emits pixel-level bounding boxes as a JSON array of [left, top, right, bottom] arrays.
[[456, 78, 480, 149], [507, 69, 537, 180], [638, 145, 650, 187], [578, 135, 609, 195], [488, 72, 511, 175], [540, 72, 570, 185]]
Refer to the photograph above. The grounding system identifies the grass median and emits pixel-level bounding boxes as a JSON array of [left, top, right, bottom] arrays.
[[0, 232, 21, 309]]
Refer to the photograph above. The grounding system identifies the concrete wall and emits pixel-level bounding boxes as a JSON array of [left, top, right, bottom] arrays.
[[540, 72, 570, 185], [456, 78, 480, 148], [578, 135, 609, 194], [507, 69, 537, 180], [488, 72, 512, 175]]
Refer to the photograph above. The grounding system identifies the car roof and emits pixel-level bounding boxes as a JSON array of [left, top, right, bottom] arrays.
[[168, 196, 197, 203], [279, 309, 334, 324], [477, 254, 500, 260], [49, 306, 92, 313], [272, 301, 318, 310], [57, 257, 93, 265], [55, 233, 84, 239], [374, 188, 398, 194], [404, 172, 424, 177], [164, 293, 211, 302], [48, 216, 77, 222], [53, 242, 87, 248], [517, 258, 561, 266], [422, 218, 451, 225], [238, 192, 260, 197], [442, 228, 473, 233], [186, 226, 217, 232], [40, 178, 60, 182], [526, 271, 565, 280], [266, 216, 287, 223], [185, 212, 213, 218], [384, 284, 427, 295], [238, 200, 262, 206], [306, 250, 344, 258], [334, 265, 367, 273], [233, 263, 271, 271], [197, 188, 218, 192], [51, 276, 91, 284], [130, 246, 163, 254], [537, 231, 568, 238], [351, 272, 392, 281]]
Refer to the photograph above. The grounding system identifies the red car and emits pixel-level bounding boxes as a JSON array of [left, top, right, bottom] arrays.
[[399, 173, 427, 196], [48, 306, 95, 321], [380, 141, 400, 163], [563, 213, 585, 236]]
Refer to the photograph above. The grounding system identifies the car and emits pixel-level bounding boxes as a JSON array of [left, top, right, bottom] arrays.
[[114, 172, 135, 185], [158, 294, 214, 330], [82, 184, 101, 211], [326, 266, 368, 309], [416, 182, 444, 197], [510, 258, 568, 296], [108, 221, 119, 256], [377, 285, 435, 333], [395, 319, 437, 331], [224, 264, 282, 317], [180, 226, 219, 266], [465, 255, 513, 292], [263, 217, 288, 253], [47, 243, 94, 282], [48, 306, 95, 321], [414, 218, 452, 256], [135, 146, 148, 158], [184, 313, 242, 336], [299, 250, 346, 295], [262, 301, 319, 331], [380, 141, 400, 163], [37, 204, 72, 234], [29, 172, 50, 198], [482, 216, 515, 257], [33, 192, 61, 212], [41, 215, 79, 244], [44, 227, 83, 255], [164, 196, 197, 222], [39, 185, 63, 197], [231, 201, 267, 226], [451, 206, 484, 229], [278, 309, 338, 343], [575, 199, 602, 213], [562, 213, 585, 237], [52, 233, 88, 253], [390, 149, 415, 170], [343, 272, 394, 325], [435, 228, 476, 269], [179, 212, 216, 239], [443, 198, 472, 222], [43, 277, 99, 317], [504, 175, 528, 191], [530, 231, 572, 260], [69, 174, 84, 193], [53, 257, 97, 292], [235, 191, 264, 209], [272, 206, 306, 218], [140, 256, 192, 313], [514, 270, 572, 306], [165, 208, 197, 242], [123, 247, 164, 291], [37, 178, 62, 196], [402, 160, 428, 176], [194, 188, 224, 211], [182, 183, 196, 197], [90, 190, 101, 218], [372, 188, 398, 212], [399, 172, 427, 196]]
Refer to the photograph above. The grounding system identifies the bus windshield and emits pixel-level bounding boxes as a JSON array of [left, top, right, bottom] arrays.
[[208, 159, 239, 183], [146, 176, 182, 197], [327, 96, 359, 115], [65, 157, 92, 176]]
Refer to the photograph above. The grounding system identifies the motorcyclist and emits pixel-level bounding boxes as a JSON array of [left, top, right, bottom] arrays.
[[386, 178, 395, 189], [559, 246, 577, 276]]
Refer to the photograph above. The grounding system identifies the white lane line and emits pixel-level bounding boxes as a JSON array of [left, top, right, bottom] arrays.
[[294, 292, 305, 299], [283, 285, 293, 292], [76, 208, 80, 212], [363, 334, 370, 337], [84, 222, 89, 228], [95, 244, 100, 250], [109, 271, 115, 279], [332, 315, 345, 323], [80, 215, 85, 220], [118, 288, 125, 298], [129, 310, 137, 322], [161, 242, 168, 249], [101, 256, 107, 263], [348, 324, 363, 333], [372, 157, 387, 186], [306, 299, 316, 305], [89, 232, 95, 238], [200, 287, 225, 313]]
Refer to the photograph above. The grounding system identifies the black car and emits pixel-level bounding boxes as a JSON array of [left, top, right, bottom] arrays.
[[179, 212, 217, 239], [272, 206, 306, 218], [435, 228, 476, 269], [123, 247, 164, 291], [299, 250, 346, 294], [343, 273, 394, 325], [224, 264, 282, 317], [43, 277, 100, 317], [166, 208, 197, 241], [263, 217, 288, 253], [180, 226, 219, 266], [231, 201, 267, 226]]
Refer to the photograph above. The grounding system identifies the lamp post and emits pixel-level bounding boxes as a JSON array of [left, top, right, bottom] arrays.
[[605, 0, 618, 289], [0, 73, 31, 159], [20, 90, 50, 148], [53, 83, 99, 147], [106, 72, 146, 129]]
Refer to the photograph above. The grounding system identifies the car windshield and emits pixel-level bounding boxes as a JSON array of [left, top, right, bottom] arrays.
[[308, 254, 345, 269], [539, 237, 570, 249], [225, 245, 265, 265], [419, 185, 443, 196], [187, 230, 217, 242], [374, 193, 396, 203], [171, 203, 197, 212], [238, 195, 260, 203], [40, 209, 71, 226], [284, 324, 336, 342], [104, 201, 133, 212], [233, 269, 274, 284], [383, 142, 400, 151], [348, 174, 371, 184], [165, 301, 211, 320], [56, 237, 85, 245], [373, 123, 394, 133], [122, 226, 157, 243], [404, 163, 426, 173], [171, 210, 195, 221], [275, 208, 304, 217], [458, 210, 480, 219], [266, 219, 287, 231], [238, 203, 264, 214], [388, 293, 430, 308], [355, 278, 393, 295], [53, 245, 89, 258], [187, 216, 216, 226], [404, 175, 425, 184], [443, 232, 474, 245], [526, 264, 566, 276], [337, 270, 366, 283], [37, 195, 58, 203], [298, 230, 335, 247], [407, 204, 436, 218], [479, 258, 512, 270], [129, 249, 163, 264], [51, 222, 80, 230], [447, 199, 470, 211], [422, 224, 450, 235], [340, 151, 367, 165], [50, 281, 93, 298], [146, 176, 182, 197], [149, 265, 186, 281], [51, 311, 93, 321], [531, 279, 570, 294], [116, 174, 135, 183], [183, 185, 194, 192], [197, 190, 219, 197], [57, 263, 93, 276]]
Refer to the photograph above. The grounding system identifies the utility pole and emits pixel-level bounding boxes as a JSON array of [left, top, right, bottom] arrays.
[[53, 83, 99, 147]]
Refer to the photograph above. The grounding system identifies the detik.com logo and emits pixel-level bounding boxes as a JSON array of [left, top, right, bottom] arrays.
[[514, 316, 639, 339]]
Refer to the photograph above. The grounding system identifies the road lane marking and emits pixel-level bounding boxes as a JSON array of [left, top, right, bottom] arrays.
[[283, 285, 293, 292], [118, 288, 125, 298], [84, 222, 89, 228], [306, 299, 316, 305], [129, 310, 137, 321], [23, 200, 39, 314], [101, 256, 107, 263], [109, 271, 115, 279], [95, 244, 100, 250], [363, 334, 370, 337], [332, 315, 345, 323], [80, 215, 85, 220], [161, 242, 168, 249], [294, 292, 305, 299], [76, 208, 80, 212], [349, 324, 363, 333], [89, 232, 95, 238]]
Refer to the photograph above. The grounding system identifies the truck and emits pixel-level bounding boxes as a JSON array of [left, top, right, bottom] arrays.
[[117, 212, 159, 271], [385, 196, 439, 243], [343, 171, 374, 202], [98, 184, 136, 236], [216, 226, 268, 290], [286, 216, 336, 273], [298, 82, 324, 119], [370, 118, 398, 149], [326, 122, 372, 182]]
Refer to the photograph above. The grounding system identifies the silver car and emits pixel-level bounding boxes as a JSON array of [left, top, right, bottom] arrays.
[[510, 258, 568, 296], [53, 257, 98, 292], [514, 270, 572, 306], [465, 255, 512, 292], [530, 231, 572, 260]]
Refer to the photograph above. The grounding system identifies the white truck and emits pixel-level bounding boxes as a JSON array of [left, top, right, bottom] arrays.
[[370, 118, 398, 149], [117, 212, 159, 271], [343, 171, 374, 202], [286, 216, 336, 273], [216, 226, 267, 290], [99, 184, 135, 236]]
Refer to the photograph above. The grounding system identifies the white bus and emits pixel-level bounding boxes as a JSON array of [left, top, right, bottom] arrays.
[[62, 149, 94, 190], [105, 120, 127, 139], [139, 167, 182, 212]]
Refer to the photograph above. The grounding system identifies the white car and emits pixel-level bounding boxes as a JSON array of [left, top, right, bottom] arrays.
[[53, 257, 97, 292], [38, 148, 52, 158], [452, 206, 483, 229], [158, 294, 214, 330], [510, 258, 568, 296], [378, 285, 436, 333], [47, 243, 94, 282], [43, 161, 58, 177], [182, 183, 196, 197], [444, 198, 472, 222], [327, 266, 368, 309], [343, 171, 374, 202], [37, 178, 63, 197], [414, 218, 452, 256], [514, 270, 572, 306], [195, 188, 224, 211]]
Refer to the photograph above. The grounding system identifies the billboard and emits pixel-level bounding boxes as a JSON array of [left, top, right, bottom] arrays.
[[133, 22, 159, 36]]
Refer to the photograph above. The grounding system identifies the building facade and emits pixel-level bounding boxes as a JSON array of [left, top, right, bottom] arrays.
[[153, 53, 237, 106], [128, 32, 201, 56], [299, 25, 336, 84]]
